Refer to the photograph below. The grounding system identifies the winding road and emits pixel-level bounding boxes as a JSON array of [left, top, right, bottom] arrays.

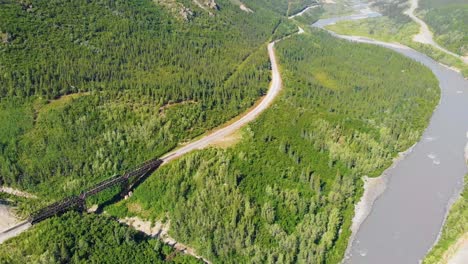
[[288, 4, 319, 19], [4, 1, 466, 262], [405, 0, 468, 64], [0, 32, 286, 245], [161, 40, 283, 163]]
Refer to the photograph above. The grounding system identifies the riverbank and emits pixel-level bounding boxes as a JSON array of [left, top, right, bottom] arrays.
[[314, 3, 468, 263], [447, 234, 468, 264], [423, 171, 467, 264], [325, 1, 468, 77], [425, 137, 468, 263], [344, 144, 416, 260]]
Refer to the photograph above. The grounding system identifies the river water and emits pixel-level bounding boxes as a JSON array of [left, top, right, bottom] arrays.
[[313, 4, 468, 264]]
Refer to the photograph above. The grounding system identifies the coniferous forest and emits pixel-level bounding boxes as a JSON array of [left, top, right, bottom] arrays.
[[0, 0, 296, 202], [0, 212, 202, 263], [105, 30, 439, 263], [0, 0, 443, 263], [418, 0, 467, 56]]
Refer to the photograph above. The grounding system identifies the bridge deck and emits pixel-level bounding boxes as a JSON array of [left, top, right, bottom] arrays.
[[28, 158, 163, 224]]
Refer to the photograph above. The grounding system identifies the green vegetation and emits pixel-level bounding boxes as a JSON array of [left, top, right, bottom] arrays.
[[290, 0, 352, 22], [293, 5, 324, 25], [319, 0, 354, 18], [326, 13, 468, 76], [0, 212, 200, 263], [0, 1, 443, 263], [372, 0, 412, 23], [272, 18, 300, 40], [0, 0, 292, 205], [418, 0, 468, 56], [291, 0, 381, 25], [327, 16, 419, 43], [413, 42, 468, 77], [107, 30, 439, 263], [424, 175, 468, 263], [288, 0, 318, 16]]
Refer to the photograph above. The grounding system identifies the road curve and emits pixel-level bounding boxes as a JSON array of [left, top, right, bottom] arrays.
[[404, 0, 468, 64], [0, 37, 285, 244], [288, 4, 318, 19], [161, 41, 283, 163]]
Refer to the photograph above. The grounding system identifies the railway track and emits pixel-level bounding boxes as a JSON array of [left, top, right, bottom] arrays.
[[28, 158, 163, 224]]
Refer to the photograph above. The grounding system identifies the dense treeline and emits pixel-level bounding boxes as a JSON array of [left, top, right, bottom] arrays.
[[418, 0, 468, 56], [0, 0, 289, 201], [271, 18, 299, 40], [0, 1, 442, 263], [107, 30, 439, 263], [0, 212, 201, 263], [0, 0, 275, 99]]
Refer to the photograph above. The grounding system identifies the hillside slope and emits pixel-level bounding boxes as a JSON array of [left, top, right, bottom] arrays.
[[0, 0, 294, 205], [106, 29, 439, 263]]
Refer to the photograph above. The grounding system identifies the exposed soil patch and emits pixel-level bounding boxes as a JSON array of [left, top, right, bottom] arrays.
[[209, 129, 242, 148], [119, 216, 211, 264]]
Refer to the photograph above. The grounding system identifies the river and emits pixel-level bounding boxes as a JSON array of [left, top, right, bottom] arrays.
[[313, 3, 468, 264]]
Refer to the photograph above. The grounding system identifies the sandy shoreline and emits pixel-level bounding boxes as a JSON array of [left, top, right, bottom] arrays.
[[447, 233, 468, 264], [318, 8, 464, 260], [343, 144, 416, 261]]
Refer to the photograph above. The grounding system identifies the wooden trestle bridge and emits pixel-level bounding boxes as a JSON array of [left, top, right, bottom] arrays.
[[29, 158, 164, 224]]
